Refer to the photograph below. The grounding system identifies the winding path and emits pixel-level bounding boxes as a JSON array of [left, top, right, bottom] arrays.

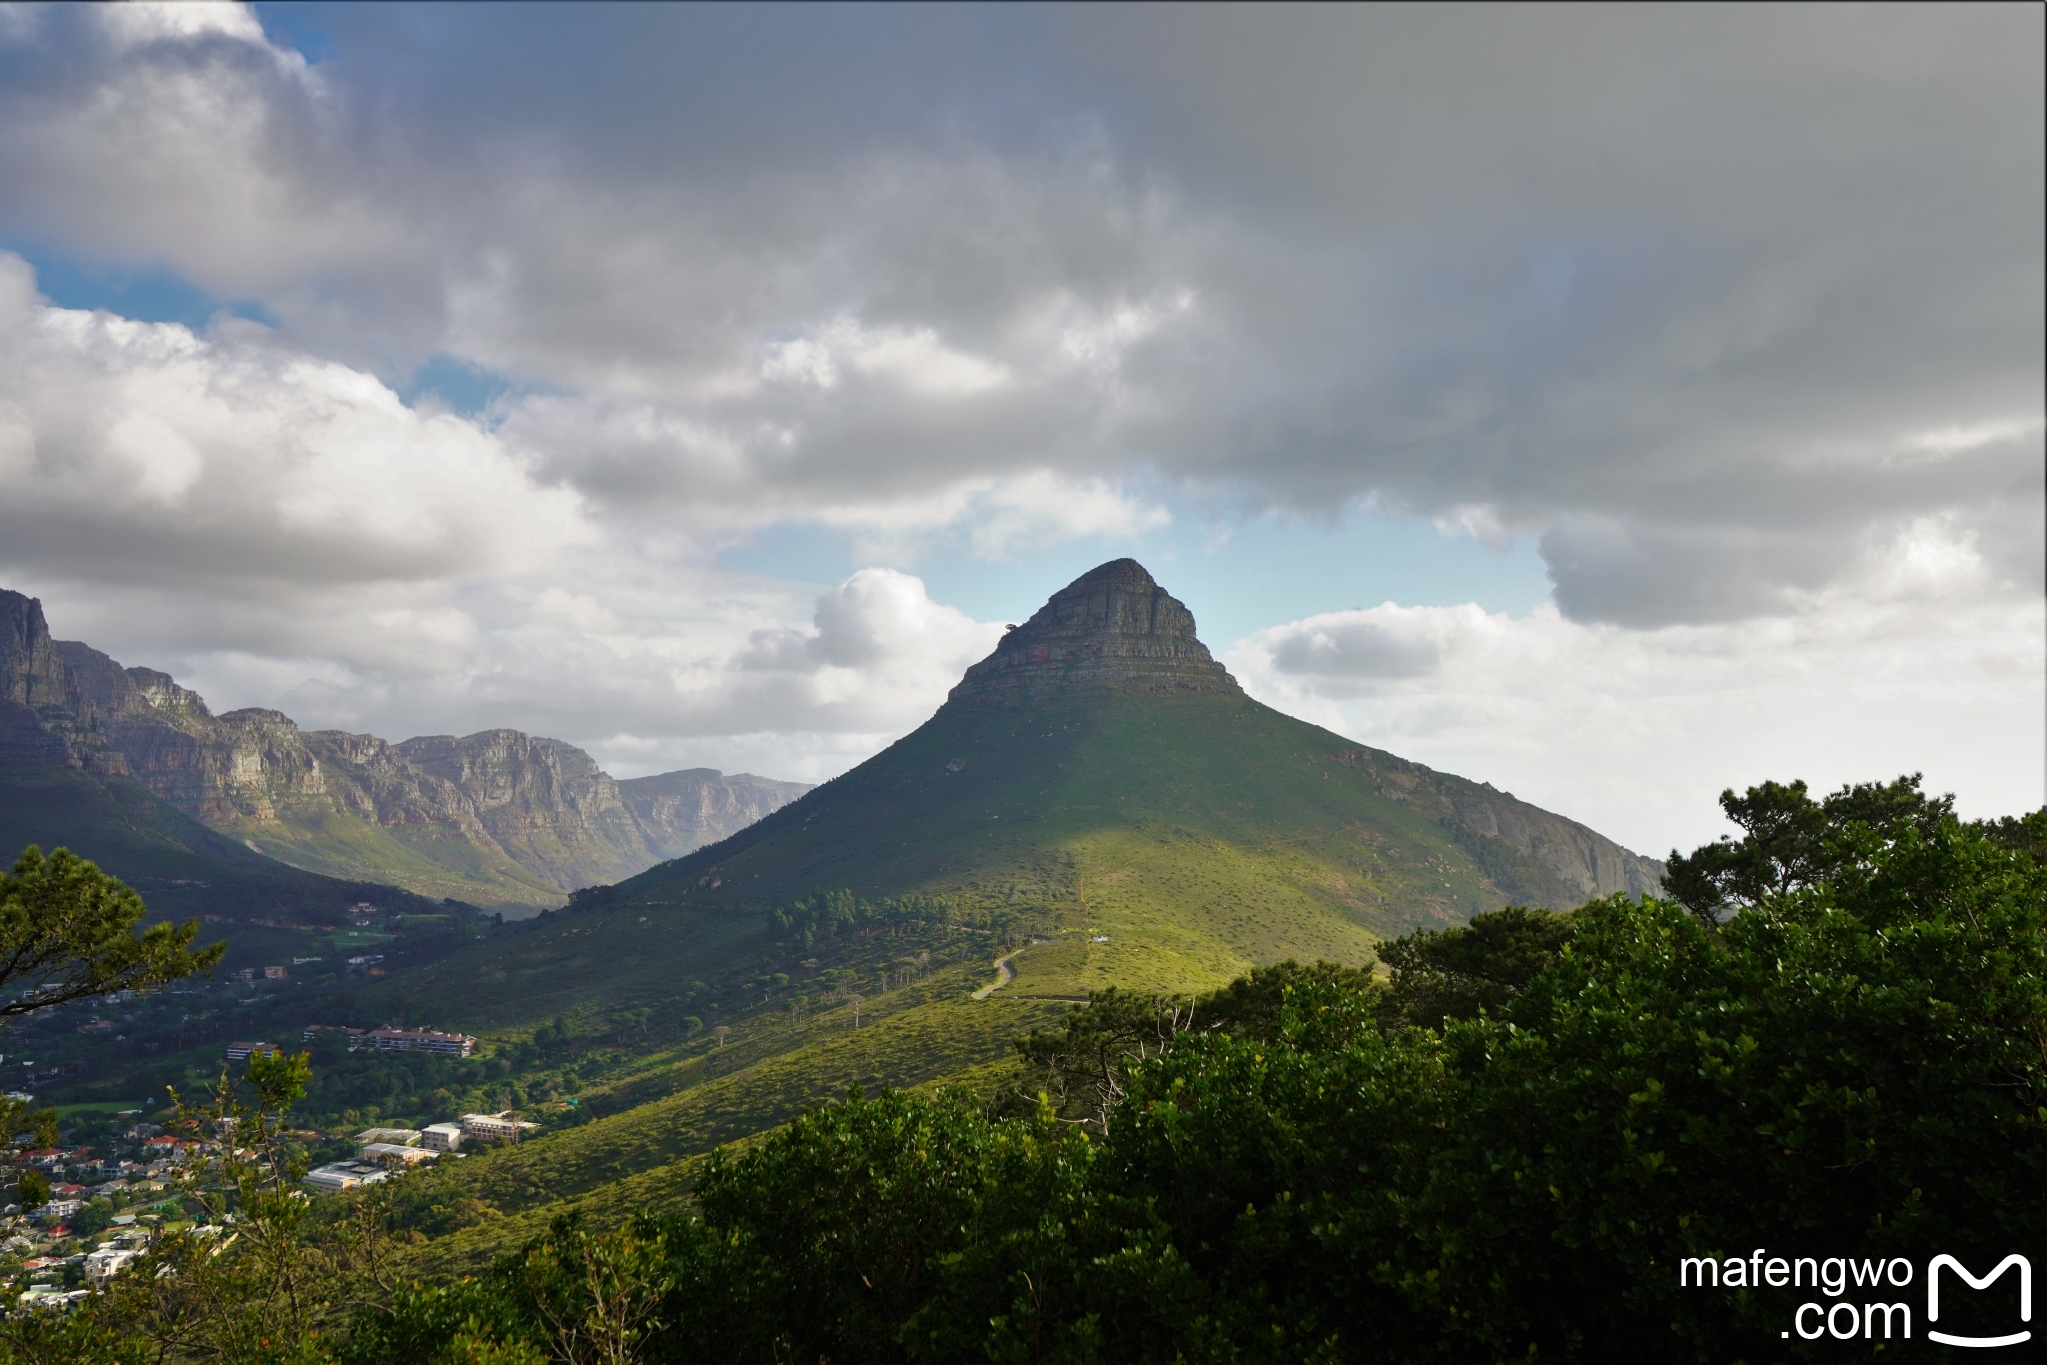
[[971, 950, 1021, 1000]]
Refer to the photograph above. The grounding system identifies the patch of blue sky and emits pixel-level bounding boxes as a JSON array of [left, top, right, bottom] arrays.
[[716, 523, 862, 596], [12, 248, 275, 330], [251, 3, 337, 65], [16, 248, 516, 421], [719, 498, 1554, 646], [397, 354, 521, 421]]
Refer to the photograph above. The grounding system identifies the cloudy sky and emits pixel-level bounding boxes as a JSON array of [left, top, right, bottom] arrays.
[[0, 1, 2038, 856]]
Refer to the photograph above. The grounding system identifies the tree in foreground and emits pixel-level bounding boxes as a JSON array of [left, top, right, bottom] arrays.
[[0, 846, 226, 1359], [0, 843, 227, 1138], [0, 845, 225, 1013]]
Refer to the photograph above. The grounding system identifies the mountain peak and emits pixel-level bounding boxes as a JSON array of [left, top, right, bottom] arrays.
[[949, 559, 1242, 705]]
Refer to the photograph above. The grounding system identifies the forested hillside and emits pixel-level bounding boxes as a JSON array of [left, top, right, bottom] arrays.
[[15, 777, 2041, 1363]]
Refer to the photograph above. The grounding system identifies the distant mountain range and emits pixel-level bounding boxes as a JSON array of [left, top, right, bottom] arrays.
[[1, 590, 810, 910]]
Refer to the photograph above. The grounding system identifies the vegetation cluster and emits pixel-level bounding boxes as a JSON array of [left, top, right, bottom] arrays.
[[1, 776, 2037, 1362], [768, 891, 958, 951]]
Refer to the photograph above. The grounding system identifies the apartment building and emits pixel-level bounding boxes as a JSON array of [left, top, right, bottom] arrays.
[[365, 1026, 478, 1057], [460, 1112, 538, 1144]]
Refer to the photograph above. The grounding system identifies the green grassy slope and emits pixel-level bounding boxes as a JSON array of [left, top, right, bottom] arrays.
[[231, 809, 567, 911], [392, 970, 1065, 1276], [598, 691, 1562, 996], [341, 687, 1642, 1044], [0, 764, 450, 923]]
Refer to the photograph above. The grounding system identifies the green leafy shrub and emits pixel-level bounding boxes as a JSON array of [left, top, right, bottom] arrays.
[[769, 890, 955, 951]]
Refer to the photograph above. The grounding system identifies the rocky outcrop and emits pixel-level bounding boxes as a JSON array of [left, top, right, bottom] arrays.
[[0, 592, 125, 773], [949, 559, 1242, 705], [63, 642, 376, 826], [60, 644, 212, 726], [3, 593, 89, 718], [618, 768, 814, 860], [391, 731, 656, 889], [1450, 789, 1664, 901], [4, 598, 808, 900], [292, 727, 497, 836], [1322, 745, 1663, 904]]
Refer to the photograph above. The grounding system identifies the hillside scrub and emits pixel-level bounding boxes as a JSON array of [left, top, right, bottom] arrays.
[[18, 779, 2044, 1362], [769, 889, 959, 951]]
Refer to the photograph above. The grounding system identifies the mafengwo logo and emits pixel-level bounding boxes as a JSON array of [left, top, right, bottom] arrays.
[[1927, 1255, 2031, 1349], [1680, 1250, 2032, 1346]]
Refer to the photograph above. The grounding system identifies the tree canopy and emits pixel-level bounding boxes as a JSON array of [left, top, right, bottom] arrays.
[[0, 845, 225, 1016], [0, 845, 224, 1168]]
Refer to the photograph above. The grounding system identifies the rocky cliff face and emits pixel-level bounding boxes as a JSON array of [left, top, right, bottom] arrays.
[[618, 768, 816, 861], [1321, 744, 1664, 905], [391, 731, 657, 889], [950, 558, 1243, 704], [1, 593, 809, 903], [63, 643, 396, 827], [0, 592, 126, 773]]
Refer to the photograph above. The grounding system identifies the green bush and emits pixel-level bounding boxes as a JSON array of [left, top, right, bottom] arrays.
[[769, 889, 955, 951], [69, 1199, 114, 1237]]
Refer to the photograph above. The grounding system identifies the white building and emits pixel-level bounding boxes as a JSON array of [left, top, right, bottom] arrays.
[[421, 1123, 465, 1152], [361, 1143, 437, 1166], [300, 1162, 390, 1194], [365, 1027, 478, 1057], [460, 1112, 539, 1144], [85, 1245, 141, 1282]]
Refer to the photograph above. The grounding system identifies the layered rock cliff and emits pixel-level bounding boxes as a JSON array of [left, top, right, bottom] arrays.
[[1319, 745, 1664, 906], [390, 731, 657, 889], [1, 593, 126, 773], [618, 768, 816, 861], [950, 558, 1243, 704], [1, 590, 810, 905]]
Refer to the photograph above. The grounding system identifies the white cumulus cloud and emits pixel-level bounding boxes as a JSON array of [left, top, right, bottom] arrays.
[[1231, 556, 2045, 855]]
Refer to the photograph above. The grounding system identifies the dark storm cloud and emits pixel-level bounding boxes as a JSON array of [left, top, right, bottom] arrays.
[[0, 0, 2036, 636]]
